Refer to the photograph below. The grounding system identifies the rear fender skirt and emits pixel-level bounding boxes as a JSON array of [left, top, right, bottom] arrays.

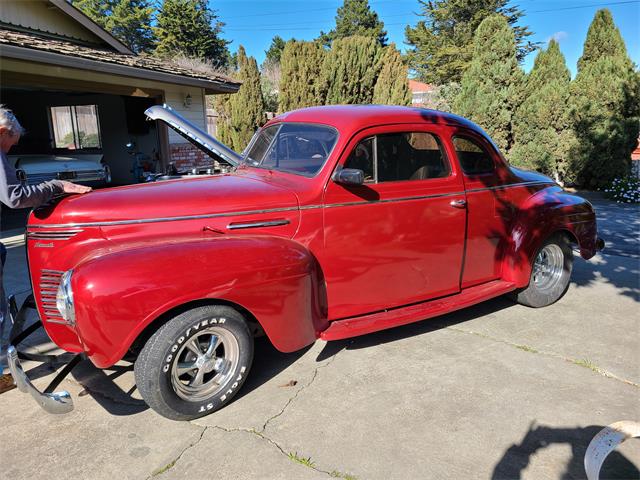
[[71, 236, 324, 368], [501, 186, 599, 287]]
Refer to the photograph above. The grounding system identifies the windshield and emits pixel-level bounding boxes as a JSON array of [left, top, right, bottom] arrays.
[[244, 123, 339, 176]]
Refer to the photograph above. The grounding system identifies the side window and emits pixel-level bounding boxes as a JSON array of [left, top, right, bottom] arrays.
[[453, 136, 495, 175], [345, 137, 374, 182], [343, 132, 449, 183], [377, 132, 449, 182]]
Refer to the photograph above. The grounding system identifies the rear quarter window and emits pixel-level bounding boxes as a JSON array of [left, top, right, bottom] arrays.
[[452, 136, 495, 175]]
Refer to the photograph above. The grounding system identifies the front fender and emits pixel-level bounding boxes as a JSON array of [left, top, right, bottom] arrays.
[[71, 235, 324, 368], [502, 186, 599, 287]]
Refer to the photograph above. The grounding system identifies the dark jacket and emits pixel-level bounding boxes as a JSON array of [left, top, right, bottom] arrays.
[[1, 151, 64, 233]]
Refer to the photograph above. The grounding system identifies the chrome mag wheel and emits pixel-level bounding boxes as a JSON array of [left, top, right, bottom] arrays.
[[170, 327, 239, 402], [532, 244, 565, 293]]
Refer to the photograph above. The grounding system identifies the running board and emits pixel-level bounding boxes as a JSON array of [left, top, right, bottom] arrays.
[[320, 280, 516, 341]]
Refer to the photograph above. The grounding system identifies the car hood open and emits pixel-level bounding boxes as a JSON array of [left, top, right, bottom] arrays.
[[144, 105, 242, 167]]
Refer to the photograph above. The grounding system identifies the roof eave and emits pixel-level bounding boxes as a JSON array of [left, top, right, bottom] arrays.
[[48, 0, 133, 54], [0, 44, 241, 94]]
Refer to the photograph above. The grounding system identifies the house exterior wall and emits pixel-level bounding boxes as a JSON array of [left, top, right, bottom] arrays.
[[0, 57, 221, 169], [0, 0, 103, 44]]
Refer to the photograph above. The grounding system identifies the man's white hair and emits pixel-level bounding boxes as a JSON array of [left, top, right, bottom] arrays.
[[0, 104, 25, 135]]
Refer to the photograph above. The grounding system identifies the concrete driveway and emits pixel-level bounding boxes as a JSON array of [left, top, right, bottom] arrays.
[[1, 193, 638, 479]]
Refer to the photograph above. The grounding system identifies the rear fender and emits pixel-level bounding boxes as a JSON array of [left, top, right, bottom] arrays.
[[502, 186, 599, 287], [71, 236, 325, 368]]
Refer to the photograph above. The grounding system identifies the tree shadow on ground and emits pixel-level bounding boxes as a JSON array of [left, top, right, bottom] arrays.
[[492, 422, 639, 480]]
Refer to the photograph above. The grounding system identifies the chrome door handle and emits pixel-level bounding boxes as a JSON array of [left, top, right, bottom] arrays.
[[450, 199, 467, 209]]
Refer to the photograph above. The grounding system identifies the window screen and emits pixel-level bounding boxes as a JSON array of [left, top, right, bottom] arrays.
[[453, 136, 495, 175]]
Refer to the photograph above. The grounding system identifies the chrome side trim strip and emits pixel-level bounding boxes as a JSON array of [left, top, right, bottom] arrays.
[[27, 206, 301, 229], [302, 191, 465, 211], [27, 181, 554, 229], [465, 180, 554, 194], [227, 219, 290, 230]]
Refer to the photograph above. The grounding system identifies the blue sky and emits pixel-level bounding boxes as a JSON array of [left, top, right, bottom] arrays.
[[212, 0, 640, 77]]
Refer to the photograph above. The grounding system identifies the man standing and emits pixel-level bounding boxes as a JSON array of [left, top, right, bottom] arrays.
[[0, 105, 91, 372]]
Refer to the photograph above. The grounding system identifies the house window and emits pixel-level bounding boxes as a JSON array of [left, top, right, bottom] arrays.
[[50, 105, 101, 150]]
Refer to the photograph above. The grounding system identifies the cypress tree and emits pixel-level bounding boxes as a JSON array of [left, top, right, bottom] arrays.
[[405, 0, 535, 84], [453, 14, 524, 153], [568, 9, 640, 188], [73, 0, 155, 53], [217, 47, 265, 152], [279, 40, 326, 112], [321, 35, 382, 105], [510, 40, 575, 183], [319, 0, 387, 47], [372, 44, 411, 106], [155, 0, 230, 66]]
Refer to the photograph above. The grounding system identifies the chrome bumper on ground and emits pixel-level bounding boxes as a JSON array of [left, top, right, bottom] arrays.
[[7, 345, 74, 414]]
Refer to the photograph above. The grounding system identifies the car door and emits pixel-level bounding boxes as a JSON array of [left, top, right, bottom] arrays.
[[319, 124, 467, 321], [449, 130, 511, 288]]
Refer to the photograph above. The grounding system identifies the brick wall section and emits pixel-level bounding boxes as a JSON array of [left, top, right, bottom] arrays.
[[169, 143, 217, 170]]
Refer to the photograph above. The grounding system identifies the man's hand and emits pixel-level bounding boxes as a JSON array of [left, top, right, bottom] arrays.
[[60, 181, 92, 194]]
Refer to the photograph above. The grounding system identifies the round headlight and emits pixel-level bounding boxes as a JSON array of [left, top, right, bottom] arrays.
[[56, 270, 76, 326]]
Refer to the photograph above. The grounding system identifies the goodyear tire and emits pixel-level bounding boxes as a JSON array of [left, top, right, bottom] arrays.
[[134, 305, 253, 421], [515, 233, 573, 308]]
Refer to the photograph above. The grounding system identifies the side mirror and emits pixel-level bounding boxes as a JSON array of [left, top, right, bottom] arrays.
[[333, 168, 364, 186]]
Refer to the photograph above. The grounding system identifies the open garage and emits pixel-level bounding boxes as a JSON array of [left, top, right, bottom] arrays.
[[0, 0, 239, 231]]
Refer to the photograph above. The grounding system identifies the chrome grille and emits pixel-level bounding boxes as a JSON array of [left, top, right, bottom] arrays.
[[39, 269, 65, 324], [27, 229, 83, 241]]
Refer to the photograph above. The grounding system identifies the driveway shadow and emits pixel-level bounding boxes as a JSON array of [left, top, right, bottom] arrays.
[[492, 422, 639, 479], [316, 294, 516, 361]]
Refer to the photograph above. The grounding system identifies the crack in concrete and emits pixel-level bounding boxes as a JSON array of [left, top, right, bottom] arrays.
[[259, 348, 343, 433], [184, 350, 352, 478], [206, 425, 352, 478], [147, 425, 208, 478], [445, 326, 639, 388]]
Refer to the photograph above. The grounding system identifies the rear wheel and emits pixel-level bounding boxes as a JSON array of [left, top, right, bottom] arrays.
[[515, 233, 573, 308], [134, 305, 253, 421]]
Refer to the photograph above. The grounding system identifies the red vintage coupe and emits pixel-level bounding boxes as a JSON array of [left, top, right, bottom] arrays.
[[9, 105, 603, 420]]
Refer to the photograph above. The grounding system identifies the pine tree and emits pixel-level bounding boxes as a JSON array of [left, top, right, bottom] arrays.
[[510, 40, 575, 183], [279, 40, 326, 112], [319, 0, 387, 47], [216, 47, 265, 152], [155, 0, 230, 66], [321, 35, 382, 105], [568, 9, 640, 188], [405, 0, 535, 84], [453, 14, 524, 153], [372, 44, 411, 106], [73, 0, 155, 53], [264, 36, 286, 66]]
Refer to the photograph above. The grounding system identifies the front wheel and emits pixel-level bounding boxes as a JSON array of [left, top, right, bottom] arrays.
[[134, 305, 254, 421], [514, 233, 574, 308]]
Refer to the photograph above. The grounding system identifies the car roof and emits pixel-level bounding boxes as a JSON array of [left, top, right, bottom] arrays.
[[269, 105, 488, 138]]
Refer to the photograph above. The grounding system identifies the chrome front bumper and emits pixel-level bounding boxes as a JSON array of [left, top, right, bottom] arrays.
[[7, 345, 74, 414]]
